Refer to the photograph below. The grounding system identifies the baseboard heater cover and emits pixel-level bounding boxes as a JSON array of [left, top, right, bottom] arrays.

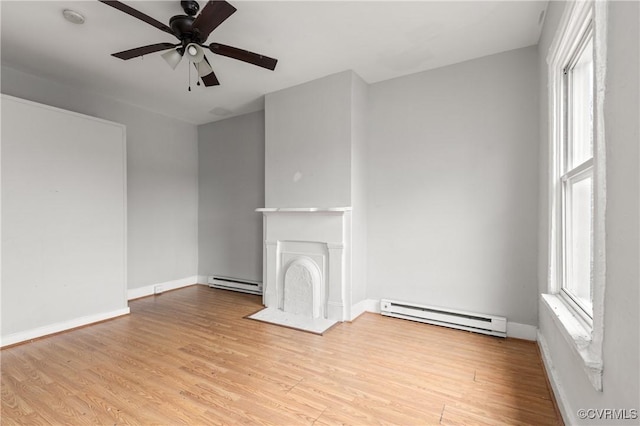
[[208, 275, 262, 295], [380, 299, 507, 338]]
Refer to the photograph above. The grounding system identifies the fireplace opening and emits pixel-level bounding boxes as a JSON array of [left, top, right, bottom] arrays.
[[282, 257, 322, 319]]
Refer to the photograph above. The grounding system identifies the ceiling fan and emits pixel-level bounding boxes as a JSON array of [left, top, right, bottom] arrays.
[[99, 0, 278, 87]]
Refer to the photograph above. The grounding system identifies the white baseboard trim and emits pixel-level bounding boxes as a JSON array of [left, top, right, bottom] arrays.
[[506, 322, 537, 341], [537, 330, 574, 426], [350, 298, 380, 320], [196, 275, 208, 284], [1, 307, 130, 348], [127, 275, 200, 300]]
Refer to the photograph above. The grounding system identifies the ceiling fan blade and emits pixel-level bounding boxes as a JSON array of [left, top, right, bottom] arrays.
[[99, 1, 175, 37], [112, 43, 176, 60], [208, 43, 277, 70], [192, 1, 237, 43], [196, 57, 220, 86]]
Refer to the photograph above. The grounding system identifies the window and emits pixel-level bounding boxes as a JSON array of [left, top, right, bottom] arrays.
[[560, 23, 594, 321], [545, 0, 607, 391]]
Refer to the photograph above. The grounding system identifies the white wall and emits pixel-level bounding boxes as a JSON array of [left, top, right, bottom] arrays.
[[263, 70, 368, 311], [1, 96, 128, 342], [264, 71, 353, 208], [537, 1, 639, 423], [1, 65, 199, 290], [198, 111, 265, 282], [366, 46, 540, 326]]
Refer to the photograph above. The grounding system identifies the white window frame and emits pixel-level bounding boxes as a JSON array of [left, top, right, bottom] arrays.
[[559, 20, 595, 324], [545, 0, 607, 391]]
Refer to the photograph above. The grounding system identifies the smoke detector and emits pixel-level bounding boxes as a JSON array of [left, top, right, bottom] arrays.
[[62, 9, 85, 25]]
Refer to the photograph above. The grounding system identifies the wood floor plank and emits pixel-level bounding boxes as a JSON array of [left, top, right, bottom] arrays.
[[1, 285, 562, 425]]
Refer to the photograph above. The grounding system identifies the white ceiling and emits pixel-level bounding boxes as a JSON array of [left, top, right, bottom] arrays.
[[1, 1, 547, 125]]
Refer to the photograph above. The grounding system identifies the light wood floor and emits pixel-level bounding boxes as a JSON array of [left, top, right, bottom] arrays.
[[1, 285, 561, 425]]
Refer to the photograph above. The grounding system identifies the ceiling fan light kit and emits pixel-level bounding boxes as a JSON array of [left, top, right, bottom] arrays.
[[99, 0, 278, 88], [196, 60, 214, 78], [161, 48, 183, 70], [185, 43, 205, 63]]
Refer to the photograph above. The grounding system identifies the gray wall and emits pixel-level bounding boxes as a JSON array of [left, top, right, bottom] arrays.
[[265, 71, 353, 208], [366, 46, 540, 326], [350, 73, 369, 305], [1, 66, 199, 290], [2, 95, 127, 337], [198, 111, 265, 282], [537, 1, 639, 423]]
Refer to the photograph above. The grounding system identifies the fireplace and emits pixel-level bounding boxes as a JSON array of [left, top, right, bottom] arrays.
[[256, 207, 352, 323]]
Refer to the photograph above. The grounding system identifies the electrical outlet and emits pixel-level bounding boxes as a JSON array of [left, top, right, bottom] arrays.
[[154, 285, 164, 295]]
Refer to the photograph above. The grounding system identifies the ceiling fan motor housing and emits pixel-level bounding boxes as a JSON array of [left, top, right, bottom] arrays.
[[180, 1, 200, 16], [169, 15, 197, 41]]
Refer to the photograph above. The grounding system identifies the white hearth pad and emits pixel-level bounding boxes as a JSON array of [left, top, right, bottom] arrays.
[[247, 307, 337, 335]]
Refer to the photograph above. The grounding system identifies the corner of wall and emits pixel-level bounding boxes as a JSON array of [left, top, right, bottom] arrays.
[[350, 298, 380, 321], [127, 276, 202, 301]]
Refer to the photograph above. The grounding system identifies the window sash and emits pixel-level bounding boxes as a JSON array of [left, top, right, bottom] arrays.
[[562, 23, 594, 174], [560, 164, 594, 321]]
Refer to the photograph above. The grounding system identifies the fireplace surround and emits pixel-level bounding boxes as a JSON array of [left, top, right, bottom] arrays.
[[256, 207, 352, 322]]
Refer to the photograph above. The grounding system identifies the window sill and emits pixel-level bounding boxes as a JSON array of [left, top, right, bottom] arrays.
[[541, 293, 603, 390]]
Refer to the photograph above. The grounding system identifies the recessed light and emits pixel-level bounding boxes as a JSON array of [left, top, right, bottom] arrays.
[[62, 9, 85, 25]]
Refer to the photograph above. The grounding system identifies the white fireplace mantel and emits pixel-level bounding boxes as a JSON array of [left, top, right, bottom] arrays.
[[256, 207, 352, 213], [257, 207, 352, 322]]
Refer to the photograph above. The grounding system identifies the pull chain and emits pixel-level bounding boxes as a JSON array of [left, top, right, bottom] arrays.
[[188, 62, 191, 92]]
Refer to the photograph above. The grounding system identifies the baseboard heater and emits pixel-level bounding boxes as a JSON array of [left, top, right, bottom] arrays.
[[208, 275, 262, 295], [380, 299, 507, 338]]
